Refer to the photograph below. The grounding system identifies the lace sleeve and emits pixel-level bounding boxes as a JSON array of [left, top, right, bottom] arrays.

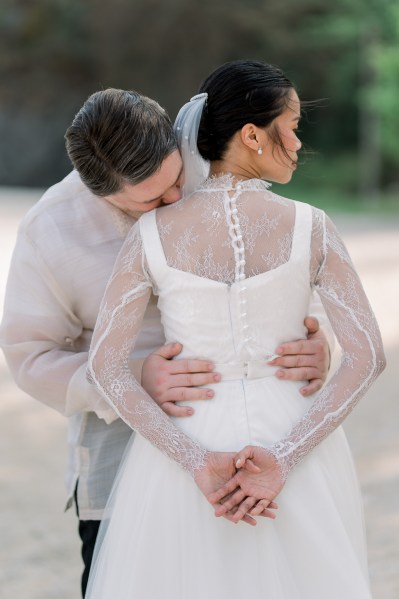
[[87, 222, 207, 476], [269, 209, 386, 479]]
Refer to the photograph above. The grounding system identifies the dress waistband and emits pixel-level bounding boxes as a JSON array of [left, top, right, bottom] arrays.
[[214, 359, 279, 381]]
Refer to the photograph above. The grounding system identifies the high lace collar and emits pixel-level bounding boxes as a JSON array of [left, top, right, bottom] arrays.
[[198, 172, 272, 192]]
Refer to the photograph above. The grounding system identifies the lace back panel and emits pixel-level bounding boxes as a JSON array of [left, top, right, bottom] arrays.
[[87, 174, 385, 478]]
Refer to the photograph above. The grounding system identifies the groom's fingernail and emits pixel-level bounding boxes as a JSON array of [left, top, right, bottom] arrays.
[[236, 458, 242, 467]]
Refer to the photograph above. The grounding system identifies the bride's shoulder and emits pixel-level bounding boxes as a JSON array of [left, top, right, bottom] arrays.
[[252, 187, 297, 216], [266, 191, 328, 221]]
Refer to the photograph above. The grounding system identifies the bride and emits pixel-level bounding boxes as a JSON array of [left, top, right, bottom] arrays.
[[85, 60, 385, 598]]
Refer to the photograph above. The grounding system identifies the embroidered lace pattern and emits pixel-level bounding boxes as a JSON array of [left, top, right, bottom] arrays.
[[87, 229, 208, 476], [87, 174, 385, 478], [267, 207, 385, 479]]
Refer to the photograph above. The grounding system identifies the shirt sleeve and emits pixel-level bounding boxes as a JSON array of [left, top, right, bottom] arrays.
[[268, 209, 386, 478], [87, 222, 207, 476], [0, 228, 118, 423]]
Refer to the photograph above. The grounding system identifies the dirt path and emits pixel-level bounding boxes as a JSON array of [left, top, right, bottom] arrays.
[[1, 190, 398, 599]]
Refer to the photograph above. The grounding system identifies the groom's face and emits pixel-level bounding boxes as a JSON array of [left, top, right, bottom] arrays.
[[105, 150, 183, 218]]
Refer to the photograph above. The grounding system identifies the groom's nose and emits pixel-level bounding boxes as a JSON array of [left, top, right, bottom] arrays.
[[162, 186, 182, 205]]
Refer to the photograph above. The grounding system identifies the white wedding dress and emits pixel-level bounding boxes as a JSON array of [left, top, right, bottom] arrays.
[[86, 175, 384, 598]]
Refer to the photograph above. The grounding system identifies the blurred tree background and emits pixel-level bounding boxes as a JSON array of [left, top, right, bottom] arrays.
[[0, 0, 398, 208]]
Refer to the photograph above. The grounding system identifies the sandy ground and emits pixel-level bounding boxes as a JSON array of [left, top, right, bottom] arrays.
[[0, 188, 398, 599]]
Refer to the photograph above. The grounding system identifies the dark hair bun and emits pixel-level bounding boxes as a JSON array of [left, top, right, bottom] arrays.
[[197, 60, 294, 161]]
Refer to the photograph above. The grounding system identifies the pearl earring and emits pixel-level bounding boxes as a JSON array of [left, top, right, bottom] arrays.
[[257, 147, 263, 156]]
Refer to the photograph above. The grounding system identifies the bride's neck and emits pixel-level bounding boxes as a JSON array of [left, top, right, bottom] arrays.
[[210, 159, 261, 182]]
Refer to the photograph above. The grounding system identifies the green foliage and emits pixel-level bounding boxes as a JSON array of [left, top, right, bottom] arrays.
[[369, 2, 399, 165], [0, 0, 398, 195]]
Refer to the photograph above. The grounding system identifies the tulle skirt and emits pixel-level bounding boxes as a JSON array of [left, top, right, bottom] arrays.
[[86, 377, 372, 598]]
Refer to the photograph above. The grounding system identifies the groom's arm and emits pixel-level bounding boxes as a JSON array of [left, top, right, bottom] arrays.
[[0, 228, 119, 423], [142, 317, 330, 417]]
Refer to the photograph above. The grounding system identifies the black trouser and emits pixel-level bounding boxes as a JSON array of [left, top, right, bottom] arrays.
[[78, 519, 101, 597], [75, 485, 101, 598]]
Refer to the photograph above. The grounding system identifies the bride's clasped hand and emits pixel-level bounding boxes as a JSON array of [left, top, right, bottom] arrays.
[[200, 447, 284, 525]]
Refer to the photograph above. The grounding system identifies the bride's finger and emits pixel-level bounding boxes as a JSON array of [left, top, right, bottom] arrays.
[[235, 446, 258, 469], [231, 496, 258, 523], [251, 503, 278, 520], [250, 499, 277, 517], [207, 475, 240, 505], [250, 501, 268, 516], [242, 458, 261, 473], [214, 489, 246, 517], [223, 509, 257, 527], [241, 514, 257, 526], [258, 508, 277, 520]]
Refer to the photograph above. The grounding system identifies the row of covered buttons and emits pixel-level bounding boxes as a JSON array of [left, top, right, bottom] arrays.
[[228, 189, 251, 344]]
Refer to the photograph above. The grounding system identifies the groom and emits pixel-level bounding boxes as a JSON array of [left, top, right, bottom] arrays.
[[0, 89, 331, 597]]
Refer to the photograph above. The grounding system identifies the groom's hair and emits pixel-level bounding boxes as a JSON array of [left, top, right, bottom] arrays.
[[65, 89, 177, 197]]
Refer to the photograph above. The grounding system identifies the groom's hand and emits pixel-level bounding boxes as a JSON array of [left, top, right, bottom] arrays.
[[268, 316, 330, 397], [142, 342, 220, 417]]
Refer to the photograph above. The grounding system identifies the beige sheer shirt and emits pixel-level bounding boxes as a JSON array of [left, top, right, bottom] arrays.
[[0, 171, 165, 519]]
